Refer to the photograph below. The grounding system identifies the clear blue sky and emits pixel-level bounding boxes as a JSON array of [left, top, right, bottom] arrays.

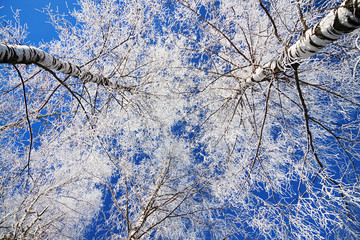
[[0, 0, 78, 44]]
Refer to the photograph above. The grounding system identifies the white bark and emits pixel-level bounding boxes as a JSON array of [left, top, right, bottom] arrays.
[[0, 44, 124, 90], [246, 0, 360, 85]]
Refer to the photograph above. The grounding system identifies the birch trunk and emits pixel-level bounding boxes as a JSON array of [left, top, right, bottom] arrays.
[[0, 44, 123, 90], [246, 0, 360, 85]]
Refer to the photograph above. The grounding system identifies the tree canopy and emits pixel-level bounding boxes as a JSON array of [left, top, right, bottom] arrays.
[[1, 0, 360, 239]]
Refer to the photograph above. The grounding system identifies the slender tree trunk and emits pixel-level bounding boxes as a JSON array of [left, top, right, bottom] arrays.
[[0, 44, 124, 90], [246, 0, 360, 84]]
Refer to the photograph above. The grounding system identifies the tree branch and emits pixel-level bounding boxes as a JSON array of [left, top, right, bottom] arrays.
[[244, 0, 360, 85], [0, 44, 132, 91]]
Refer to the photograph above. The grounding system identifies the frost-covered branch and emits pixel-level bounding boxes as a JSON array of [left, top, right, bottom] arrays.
[[246, 0, 360, 85]]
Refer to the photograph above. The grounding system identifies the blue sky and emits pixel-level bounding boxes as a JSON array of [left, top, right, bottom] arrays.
[[0, 0, 77, 44]]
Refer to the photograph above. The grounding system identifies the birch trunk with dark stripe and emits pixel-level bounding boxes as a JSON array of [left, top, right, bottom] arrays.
[[245, 0, 360, 85], [0, 44, 124, 90]]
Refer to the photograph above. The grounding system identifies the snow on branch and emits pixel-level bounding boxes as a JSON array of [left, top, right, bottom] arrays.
[[245, 0, 360, 85], [0, 44, 128, 91]]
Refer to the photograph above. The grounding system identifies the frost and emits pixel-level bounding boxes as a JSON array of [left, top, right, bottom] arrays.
[[1, 0, 360, 239]]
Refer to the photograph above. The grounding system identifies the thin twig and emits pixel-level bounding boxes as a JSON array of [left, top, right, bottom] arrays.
[[13, 65, 33, 178]]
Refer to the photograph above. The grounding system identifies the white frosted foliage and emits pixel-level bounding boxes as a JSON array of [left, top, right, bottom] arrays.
[[1, 0, 360, 239]]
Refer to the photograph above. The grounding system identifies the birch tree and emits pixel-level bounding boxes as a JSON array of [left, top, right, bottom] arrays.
[[0, 0, 360, 239], [0, 0, 185, 238], [168, 0, 360, 238]]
